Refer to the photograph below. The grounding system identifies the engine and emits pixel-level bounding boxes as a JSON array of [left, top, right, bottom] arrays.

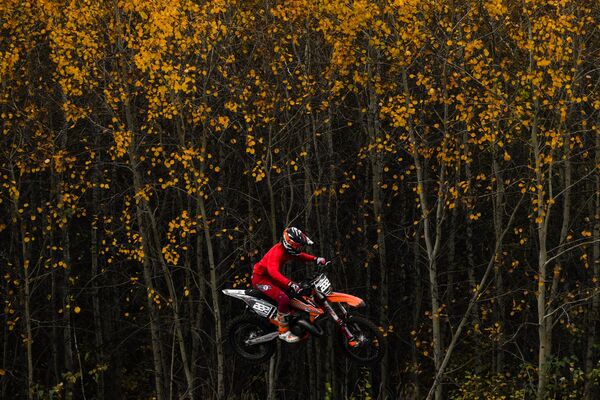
[[290, 311, 324, 337], [290, 312, 310, 337]]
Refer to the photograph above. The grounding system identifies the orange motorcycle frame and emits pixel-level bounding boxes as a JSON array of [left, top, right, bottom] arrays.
[[290, 297, 324, 315], [283, 292, 365, 325]]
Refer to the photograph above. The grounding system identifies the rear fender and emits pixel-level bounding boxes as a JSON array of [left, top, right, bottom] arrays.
[[222, 289, 277, 319], [326, 292, 365, 308]]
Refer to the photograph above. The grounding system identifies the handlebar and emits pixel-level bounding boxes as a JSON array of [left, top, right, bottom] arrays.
[[291, 261, 332, 298], [315, 260, 332, 274]]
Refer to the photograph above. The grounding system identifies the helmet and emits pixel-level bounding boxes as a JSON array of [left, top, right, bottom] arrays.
[[282, 227, 314, 255]]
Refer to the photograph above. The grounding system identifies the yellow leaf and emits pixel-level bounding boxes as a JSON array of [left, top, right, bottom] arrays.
[[537, 59, 551, 68]]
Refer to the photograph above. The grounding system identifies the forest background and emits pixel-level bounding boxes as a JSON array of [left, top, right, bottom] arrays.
[[1, 0, 599, 399]]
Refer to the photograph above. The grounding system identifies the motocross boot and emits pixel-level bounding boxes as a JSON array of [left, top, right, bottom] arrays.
[[277, 313, 300, 343]]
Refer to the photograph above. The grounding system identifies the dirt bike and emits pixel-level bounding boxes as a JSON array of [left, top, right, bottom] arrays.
[[222, 263, 385, 365]]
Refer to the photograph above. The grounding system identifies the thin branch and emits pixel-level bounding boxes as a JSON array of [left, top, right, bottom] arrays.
[[425, 193, 524, 400]]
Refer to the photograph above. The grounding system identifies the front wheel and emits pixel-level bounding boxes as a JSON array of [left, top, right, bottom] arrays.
[[226, 314, 276, 364], [339, 315, 385, 365]]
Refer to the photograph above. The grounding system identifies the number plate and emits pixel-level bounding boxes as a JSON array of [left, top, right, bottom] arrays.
[[251, 301, 276, 318], [314, 274, 332, 295]]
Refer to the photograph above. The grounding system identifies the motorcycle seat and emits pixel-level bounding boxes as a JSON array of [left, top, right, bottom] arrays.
[[245, 288, 277, 306]]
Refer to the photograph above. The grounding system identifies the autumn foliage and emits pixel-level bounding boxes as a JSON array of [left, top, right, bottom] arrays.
[[1, 0, 599, 399]]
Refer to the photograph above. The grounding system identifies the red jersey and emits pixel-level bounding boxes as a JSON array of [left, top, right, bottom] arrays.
[[253, 242, 316, 287]]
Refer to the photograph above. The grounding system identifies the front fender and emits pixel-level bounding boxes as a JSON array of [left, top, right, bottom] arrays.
[[326, 292, 365, 308]]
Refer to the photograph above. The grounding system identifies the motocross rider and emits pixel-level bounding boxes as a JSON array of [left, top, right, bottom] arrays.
[[252, 227, 327, 343]]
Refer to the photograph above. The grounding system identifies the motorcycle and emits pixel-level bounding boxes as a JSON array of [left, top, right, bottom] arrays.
[[222, 263, 385, 365]]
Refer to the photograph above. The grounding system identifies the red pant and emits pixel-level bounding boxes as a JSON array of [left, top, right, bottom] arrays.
[[252, 274, 291, 313]]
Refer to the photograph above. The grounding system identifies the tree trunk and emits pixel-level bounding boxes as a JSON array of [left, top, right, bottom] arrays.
[[447, 208, 456, 316], [196, 132, 225, 399], [51, 251, 60, 384], [125, 131, 166, 400], [23, 247, 34, 400], [114, 6, 166, 398], [584, 130, 600, 399], [492, 150, 506, 372], [62, 225, 74, 400], [147, 209, 195, 399], [411, 222, 423, 400], [192, 199, 206, 397], [409, 123, 444, 400], [130, 165, 166, 400], [531, 96, 551, 400], [366, 70, 389, 400], [263, 125, 280, 400], [9, 171, 34, 400], [91, 152, 105, 400], [461, 132, 479, 346], [404, 67, 444, 400]]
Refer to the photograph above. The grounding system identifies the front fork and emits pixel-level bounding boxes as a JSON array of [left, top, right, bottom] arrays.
[[322, 300, 354, 340]]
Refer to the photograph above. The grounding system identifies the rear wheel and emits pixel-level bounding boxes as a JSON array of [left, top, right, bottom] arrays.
[[339, 315, 385, 365], [226, 314, 276, 364]]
